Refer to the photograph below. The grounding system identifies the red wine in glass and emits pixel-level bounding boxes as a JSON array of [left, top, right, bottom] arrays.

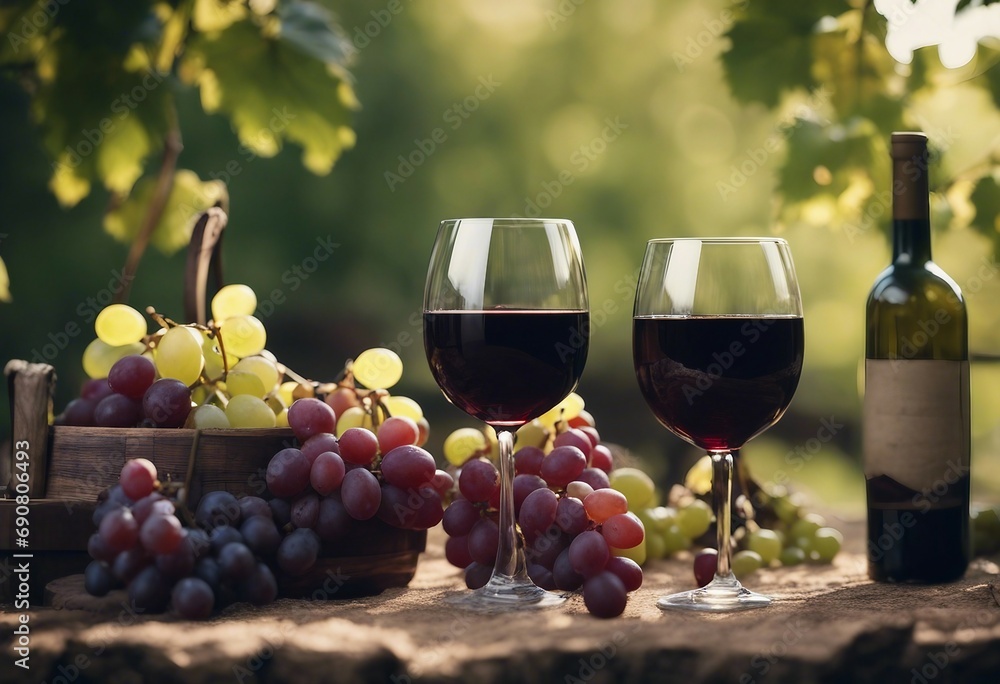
[[424, 310, 588, 427], [633, 315, 803, 450]]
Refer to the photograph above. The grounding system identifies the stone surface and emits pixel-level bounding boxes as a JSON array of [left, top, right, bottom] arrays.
[[2, 522, 999, 684]]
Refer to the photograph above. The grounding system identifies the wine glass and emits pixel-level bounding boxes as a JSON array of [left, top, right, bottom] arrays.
[[633, 238, 803, 611], [423, 218, 589, 610]]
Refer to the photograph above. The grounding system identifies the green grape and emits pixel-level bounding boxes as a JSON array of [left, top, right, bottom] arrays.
[[637, 506, 677, 534], [731, 550, 763, 579], [676, 499, 713, 539], [336, 406, 372, 436], [155, 327, 205, 386], [661, 525, 691, 554], [82, 339, 146, 379], [779, 546, 806, 566], [275, 408, 289, 428], [514, 420, 549, 451], [211, 284, 257, 322], [684, 455, 713, 496], [772, 495, 800, 525], [811, 527, 843, 563], [190, 404, 230, 429], [645, 531, 667, 560], [788, 513, 826, 541], [232, 356, 280, 392], [225, 395, 276, 428], [746, 529, 782, 565], [611, 535, 646, 565], [443, 427, 486, 466], [225, 370, 266, 397], [278, 381, 299, 407], [219, 315, 266, 358], [484, 425, 499, 460], [383, 395, 423, 421], [95, 304, 147, 346], [536, 392, 584, 428], [608, 467, 656, 510], [352, 348, 403, 389]]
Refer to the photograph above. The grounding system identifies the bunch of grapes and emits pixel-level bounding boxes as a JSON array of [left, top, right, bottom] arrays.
[[55, 284, 431, 440], [84, 397, 446, 618], [441, 395, 644, 618]]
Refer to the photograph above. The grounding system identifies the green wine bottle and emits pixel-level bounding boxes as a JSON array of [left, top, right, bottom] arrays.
[[864, 132, 970, 583]]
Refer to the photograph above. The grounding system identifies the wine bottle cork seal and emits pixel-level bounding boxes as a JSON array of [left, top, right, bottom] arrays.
[[890, 131, 930, 220]]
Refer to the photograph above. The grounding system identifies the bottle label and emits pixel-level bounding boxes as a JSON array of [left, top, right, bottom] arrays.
[[864, 359, 970, 504]]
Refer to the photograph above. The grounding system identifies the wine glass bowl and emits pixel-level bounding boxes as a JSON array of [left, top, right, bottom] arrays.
[[633, 238, 803, 612], [423, 218, 589, 610]]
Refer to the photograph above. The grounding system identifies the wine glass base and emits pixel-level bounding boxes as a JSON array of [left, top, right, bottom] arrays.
[[446, 576, 566, 613], [658, 577, 771, 613]]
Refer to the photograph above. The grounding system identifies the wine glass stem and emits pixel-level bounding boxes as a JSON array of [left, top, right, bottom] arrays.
[[492, 428, 528, 581], [710, 450, 734, 578]]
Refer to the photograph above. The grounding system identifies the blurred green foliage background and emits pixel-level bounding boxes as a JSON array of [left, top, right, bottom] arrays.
[[2, 0, 999, 516]]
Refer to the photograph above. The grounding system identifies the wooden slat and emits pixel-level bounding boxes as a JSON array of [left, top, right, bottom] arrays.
[[5, 360, 55, 497], [0, 499, 97, 550]]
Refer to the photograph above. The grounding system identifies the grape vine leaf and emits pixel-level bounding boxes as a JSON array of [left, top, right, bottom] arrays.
[[182, 3, 357, 175], [104, 170, 227, 255], [721, 0, 847, 107], [0, 256, 10, 302], [193, 0, 248, 33]]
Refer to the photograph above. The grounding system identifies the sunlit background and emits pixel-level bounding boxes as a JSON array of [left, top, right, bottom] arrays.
[[2, 0, 999, 516]]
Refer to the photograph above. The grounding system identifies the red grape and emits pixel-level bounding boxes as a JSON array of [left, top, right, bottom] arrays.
[[315, 495, 351, 542], [555, 496, 589, 535], [513, 474, 547, 515], [237, 496, 272, 521], [442, 499, 480, 537], [540, 446, 587, 488], [112, 547, 151, 583], [341, 468, 381, 520], [458, 459, 499, 503], [583, 571, 628, 618], [81, 378, 115, 402], [310, 451, 346, 495], [553, 548, 584, 590], [428, 469, 454, 497], [694, 548, 718, 588], [338, 427, 379, 465], [276, 529, 320, 576], [527, 563, 556, 590], [94, 393, 142, 427], [266, 448, 311, 498], [63, 398, 97, 426], [568, 530, 610, 578], [514, 446, 545, 475], [172, 577, 215, 620], [583, 489, 628, 523], [601, 512, 644, 549], [143, 379, 192, 428], [467, 517, 500, 565], [133, 493, 172, 526], [578, 426, 601, 449], [108, 355, 156, 399], [377, 416, 420, 453], [301, 433, 340, 464], [589, 444, 614, 472], [465, 562, 492, 590], [577, 467, 610, 491], [287, 397, 337, 441], [291, 492, 320, 529], [120, 458, 158, 500], [325, 387, 360, 418], [140, 513, 184, 555], [553, 428, 592, 457], [99, 507, 139, 554], [381, 445, 436, 489], [446, 535, 473, 568], [518, 487, 558, 542], [605, 556, 643, 592]]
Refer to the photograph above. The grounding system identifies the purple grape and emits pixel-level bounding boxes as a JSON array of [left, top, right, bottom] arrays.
[[237, 496, 272, 521], [442, 499, 480, 537], [266, 448, 311, 498], [555, 496, 589, 535], [310, 451, 346, 496], [81, 378, 114, 402], [513, 474, 547, 516], [553, 548, 584, 591], [583, 571, 628, 618], [187, 528, 211, 559], [553, 428, 593, 458], [99, 507, 139, 554], [195, 491, 241, 530], [291, 493, 320, 529], [287, 398, 337, 442], [445, 535, 473, 569], [217, 542, 256, 582], [156, 535, 196, 580], [241, 515, 281, 556], [341, 468, 381, 520], [694, 548, 718, 588], [527, 563, 557, 590], [540, 446, 587, 488], [513, 446, 545, 475], [63, 398, 96, 426], [301, 433, 340, 464], [94, 393, 142, 427], [172, 577, 215, 619], [112, 547, 150, 583], [526, 528, 566, 569], [467, 518, 500, 565], [88, 532, 115, 562], [458, 459, 499, 504], [129, 566, 170, 613], [132, 493, 171, 526], [139, 513, 184, 555], [209, 525, 244, 555], [276, 528, 321, 576], [576, 467, 610, 491], [605, 556, 643, 592], [194, 557, 222, 590], [84, 560, 116, 596], [269, 498, 292, 527], [108, 355, 156, 399], [240, 562, 278, 605], [315, 495, 350, 542], [518, 487, 558, 543], [142, 379, 192, 428], [464, 562, 492, 590], [405, 487, 444, 530], [380, 445, 436, 489], [568, 530, 610, 578]]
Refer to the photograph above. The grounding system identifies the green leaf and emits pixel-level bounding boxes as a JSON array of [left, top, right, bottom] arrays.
[[722, 0, 848, 107], [182, 6, 357, 175], [193, 0, 248, 32], [778, 118, 882, 204], [277, 0, 353, 66], [104, 169, 227, 255], [0, 255, 10, 303]]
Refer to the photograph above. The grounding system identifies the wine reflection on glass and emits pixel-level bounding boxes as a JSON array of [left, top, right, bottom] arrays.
[[633, 238, 804, 612], [423, 218, 589, 610]]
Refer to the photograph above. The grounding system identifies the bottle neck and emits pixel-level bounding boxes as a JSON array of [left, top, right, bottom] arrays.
[[892, 219, 932, 265], [892, 146, 932, 265]]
